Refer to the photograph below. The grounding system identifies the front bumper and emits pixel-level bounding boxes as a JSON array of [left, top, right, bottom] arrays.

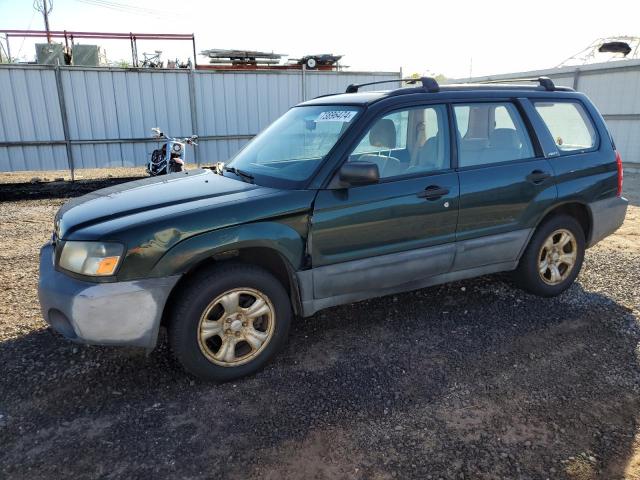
[[38, 243, 180, 349], [587, 196, 629, 247]]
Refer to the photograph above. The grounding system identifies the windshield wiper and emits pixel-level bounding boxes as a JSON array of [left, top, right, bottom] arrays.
[[221, 164, 254, 183]]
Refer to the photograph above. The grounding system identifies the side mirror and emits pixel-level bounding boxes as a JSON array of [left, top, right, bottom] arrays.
[[339, 161, 379, 186]]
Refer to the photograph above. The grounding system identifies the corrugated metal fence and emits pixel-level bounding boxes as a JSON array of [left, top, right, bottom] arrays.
[[0, 65, 400, 172], [456, 59, 640, 165]]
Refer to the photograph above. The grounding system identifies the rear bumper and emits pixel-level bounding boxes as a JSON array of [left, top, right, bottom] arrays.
[[587, 196, 629, 247], [38, 243, 180, 349]]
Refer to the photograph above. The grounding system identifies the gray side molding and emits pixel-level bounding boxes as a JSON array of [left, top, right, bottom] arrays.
[[298, 261, 518, 317], [452, 228, 532, 270], [312, 243, 455, 299], [296, 228, 534, 317]]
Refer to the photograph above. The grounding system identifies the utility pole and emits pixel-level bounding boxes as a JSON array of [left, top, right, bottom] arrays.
[[43, 0, 51, 43], [34, 0, 53, 43]]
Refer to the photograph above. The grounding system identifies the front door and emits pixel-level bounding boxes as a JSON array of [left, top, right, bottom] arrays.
[[310, 104, 460, 299]]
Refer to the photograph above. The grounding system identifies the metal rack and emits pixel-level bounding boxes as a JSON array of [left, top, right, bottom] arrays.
[[0, 29, 196, 68]]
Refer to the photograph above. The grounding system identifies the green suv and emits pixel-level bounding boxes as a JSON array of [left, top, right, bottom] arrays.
[[39, 77, 628, 381]]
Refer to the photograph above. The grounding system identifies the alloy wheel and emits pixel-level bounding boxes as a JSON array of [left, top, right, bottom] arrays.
[[537, 228, 578, 286], [197, 288, 275, 367]]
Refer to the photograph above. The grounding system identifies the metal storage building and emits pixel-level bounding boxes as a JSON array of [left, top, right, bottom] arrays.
[[0, 65, 400, 173], [454, 59, 640, 167]]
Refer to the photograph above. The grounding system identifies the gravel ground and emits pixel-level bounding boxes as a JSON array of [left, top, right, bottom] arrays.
[[0, 174, 638, 479]]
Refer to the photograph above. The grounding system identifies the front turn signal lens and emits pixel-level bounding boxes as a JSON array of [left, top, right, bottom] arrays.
[[95, 256, 120, 276]]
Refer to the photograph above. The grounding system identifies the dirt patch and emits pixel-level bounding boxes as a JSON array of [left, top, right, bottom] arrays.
[[0, 166, 148, 184], [623, 170, 640, 206], [602, 202, 639, 251], [246, 429, 366, 480], [0, 167, 146, 185], [0, 165, 206, 184]]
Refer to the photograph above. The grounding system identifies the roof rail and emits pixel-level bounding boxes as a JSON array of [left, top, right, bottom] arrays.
[[345, 76, 440, 94], [478, 76, 558, 91], [313, 92, 340, 99]]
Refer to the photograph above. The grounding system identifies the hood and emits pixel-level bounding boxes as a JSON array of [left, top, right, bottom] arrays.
[[56, 169, 271, 239]]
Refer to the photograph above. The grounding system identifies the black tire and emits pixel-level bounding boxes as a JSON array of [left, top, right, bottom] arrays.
[[513, 214, 585, 297], [168, 263, 292, 381]]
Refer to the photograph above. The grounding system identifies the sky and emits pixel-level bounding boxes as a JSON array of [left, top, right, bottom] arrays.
[[1, 0, 640, 78]]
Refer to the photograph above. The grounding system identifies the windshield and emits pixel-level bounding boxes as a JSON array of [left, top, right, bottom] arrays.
[[227, 105, 362, 188]]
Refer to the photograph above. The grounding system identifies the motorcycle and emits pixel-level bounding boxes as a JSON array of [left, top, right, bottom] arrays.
[[146, 128, 198, 176]]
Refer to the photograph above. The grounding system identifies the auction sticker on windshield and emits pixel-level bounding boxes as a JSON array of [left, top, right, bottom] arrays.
[[317, 111, 357, 122]]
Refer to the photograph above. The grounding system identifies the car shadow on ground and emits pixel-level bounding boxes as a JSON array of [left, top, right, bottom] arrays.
[[1, 275, 639, 479]]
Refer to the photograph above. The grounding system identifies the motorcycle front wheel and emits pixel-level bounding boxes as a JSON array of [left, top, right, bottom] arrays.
[[169, 159, 184, 173]]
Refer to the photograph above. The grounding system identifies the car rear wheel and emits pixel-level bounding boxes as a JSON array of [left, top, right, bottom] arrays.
[[168, 263, 292, 381], [513, 214, 585, 297]]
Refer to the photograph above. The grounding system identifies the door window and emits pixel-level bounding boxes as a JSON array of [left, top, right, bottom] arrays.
[[534, 101, 597, 153], [349, 105, 450, 178], [453, 102, 534, 167]]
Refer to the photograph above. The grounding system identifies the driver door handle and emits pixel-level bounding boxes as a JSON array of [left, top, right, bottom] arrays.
[[417, 185, 449, 200]]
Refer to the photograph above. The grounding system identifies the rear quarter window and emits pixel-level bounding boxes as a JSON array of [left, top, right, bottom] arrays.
[[534, 101, 597, 153]]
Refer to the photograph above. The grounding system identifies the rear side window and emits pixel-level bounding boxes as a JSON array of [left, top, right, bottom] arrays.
[[453, 102, 534, 168], [534, 101, 597, 153]]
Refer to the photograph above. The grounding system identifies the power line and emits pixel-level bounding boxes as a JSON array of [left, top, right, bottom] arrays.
[[16, 10, 38, 58], [74, 0, 183, 20]]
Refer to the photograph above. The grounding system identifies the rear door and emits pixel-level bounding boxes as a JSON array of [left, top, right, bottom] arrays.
[[309, 104, 460, 299], [452, 100, 558, 271], [531, 98, 617, 203]]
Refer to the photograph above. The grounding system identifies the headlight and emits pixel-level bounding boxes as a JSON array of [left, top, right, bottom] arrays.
[[172, 143, 182, 153], [59, 241, 124, 276]]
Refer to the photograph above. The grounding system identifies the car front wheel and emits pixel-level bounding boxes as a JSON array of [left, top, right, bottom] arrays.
[[513, 214, 585, 297], [168, 263, 292, 381]]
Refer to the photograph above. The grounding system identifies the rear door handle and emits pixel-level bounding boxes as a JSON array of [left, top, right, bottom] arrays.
[[417, 185, 450, 200], [526, 170, 551, 184]]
